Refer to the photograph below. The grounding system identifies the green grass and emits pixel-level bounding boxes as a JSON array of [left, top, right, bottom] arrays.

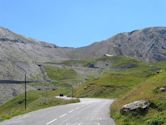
[[0, 89, 79, 122], [45, 65, 83, 87], [1, 56, 165, 124], [43, 56, 166, 125], [45, 65, 77, 81], [59, 60, 89, 66], [60, 56, 142, 68], [70, 56, 166, 125], [111, 71, 166, 125], [44, 57, 166, 125], [75, 56, 158, 98]]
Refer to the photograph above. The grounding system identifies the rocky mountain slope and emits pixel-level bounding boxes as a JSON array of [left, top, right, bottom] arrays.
[[72, 27, 166, 62], [0, 27, 73, 104], [0, 26, 166, 105], [0, 27, 166, 81], [0, 27, 73, 80]]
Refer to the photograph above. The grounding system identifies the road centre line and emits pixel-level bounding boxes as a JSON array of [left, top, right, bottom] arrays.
[[46, 118, 57, 125], [59, 113, 67, 118], [46, 113, 68, 125]]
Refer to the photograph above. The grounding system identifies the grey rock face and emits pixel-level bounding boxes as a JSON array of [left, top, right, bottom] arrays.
[[0, 27, 166, 80], [0, 27, 73, 80], [0, 84, 34, 105], [0, 27, 75, 104], [0, 27, 166, 81], [154, 86, 166, 93], [72, 27, 166, 62], [0, 26, 166, 104], [120, 100, 151, 115], [159, 86, 166, 92]]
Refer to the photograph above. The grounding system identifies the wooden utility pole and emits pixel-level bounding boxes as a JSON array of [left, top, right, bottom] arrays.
[[25, 73, 27, 109]]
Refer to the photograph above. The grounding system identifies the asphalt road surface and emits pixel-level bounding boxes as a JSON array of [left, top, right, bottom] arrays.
[[0, 98, 115, 125]]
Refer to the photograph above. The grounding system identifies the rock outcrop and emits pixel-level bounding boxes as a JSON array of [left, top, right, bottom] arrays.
[[159, 86, 166, 92], [120, 100, 151, 115]]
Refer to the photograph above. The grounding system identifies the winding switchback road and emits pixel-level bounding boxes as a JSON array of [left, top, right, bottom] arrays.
[[0, 98, 115, 125]]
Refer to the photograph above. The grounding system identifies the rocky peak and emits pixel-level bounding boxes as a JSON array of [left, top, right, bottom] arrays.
[[0, 27, 37, 44], [0, 27, 16, 38], [0, 27, 60, 48]]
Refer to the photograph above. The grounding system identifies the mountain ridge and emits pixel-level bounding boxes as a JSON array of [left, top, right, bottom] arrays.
[[0, 26, 166, 80], [0, 26, 166, 105], [72, 27, 166, 61]]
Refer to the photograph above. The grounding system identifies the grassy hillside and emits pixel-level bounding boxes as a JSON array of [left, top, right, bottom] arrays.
[[75, 56, 159, 98], [2, 56, 164, 124], [0, 65, 80, 122], [45, 66, 77, 81], [0, 89, 79, 122], [71, 56, 166, 125], [44, 57, 166, 125], [111, 63, 166, 125]]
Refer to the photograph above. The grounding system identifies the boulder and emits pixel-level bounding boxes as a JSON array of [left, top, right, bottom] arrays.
[[159, 86, 166, 92], [120, 100, 151, 115], [154, 86, 166, 93]]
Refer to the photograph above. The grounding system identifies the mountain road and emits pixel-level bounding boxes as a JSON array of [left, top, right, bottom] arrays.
[[0, 98, 115, 125]]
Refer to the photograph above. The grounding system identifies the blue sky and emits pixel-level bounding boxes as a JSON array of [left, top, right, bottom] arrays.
[[0, 0, 166, 47]]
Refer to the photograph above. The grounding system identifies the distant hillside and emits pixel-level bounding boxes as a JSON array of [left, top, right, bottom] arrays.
[[0, 27, 73, 80], [0, 26, 166, 105], [0, 27, 166, 123], [0, 27, 73, 104], [72, 27, 166, 62], [74, 56, 159, 98], [0, 27, 166, 80]]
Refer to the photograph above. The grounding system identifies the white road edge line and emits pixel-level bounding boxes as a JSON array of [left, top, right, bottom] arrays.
[[46, 118, 57, 125], [59, 113, 67, 118]]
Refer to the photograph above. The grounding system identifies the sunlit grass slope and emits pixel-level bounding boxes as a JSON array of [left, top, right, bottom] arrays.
[[111, 63, 166, 125], [75, 56, 159, 98]]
